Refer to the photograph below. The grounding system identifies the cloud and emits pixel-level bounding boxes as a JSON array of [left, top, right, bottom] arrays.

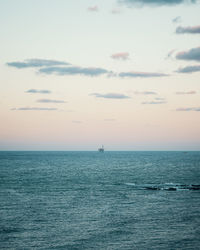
[[166, 49, 176, 59], [142, 101, 167, 104], [111, 52, 130, 60], [176, 47, 200, 62], [154, 97, 166, 101], [176, 65, 200, 73], [39, 66, 109, 77], [172, 16, 181, 23], [37, 99, 66, 103], [90, 93, 131, 99], [176, 25, 200, 34], [176, 107, 200, 111], [7, 58, 111, 77], [7, 59, 69, 68], [111, 8, 122, 14], [134, 91, 157, 95], [119, 71, 168, 78], [119, 0, 196, 7], [88, 6, 98, 11], [7, 58, 169, 79], [176, 91, 196, 94], [26, 89, 51, 94], [11, 107, 58, 111]]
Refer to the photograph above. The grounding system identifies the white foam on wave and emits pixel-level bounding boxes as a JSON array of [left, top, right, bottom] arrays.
[[125, 183, 136, 186], [164, 183, 181, 186]]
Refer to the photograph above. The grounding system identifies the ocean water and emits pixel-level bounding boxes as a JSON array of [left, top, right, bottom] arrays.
[[0, 151, 200, 250]]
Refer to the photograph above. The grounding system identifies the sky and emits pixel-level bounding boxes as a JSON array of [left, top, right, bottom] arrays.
[[0, 0, 200, 151]]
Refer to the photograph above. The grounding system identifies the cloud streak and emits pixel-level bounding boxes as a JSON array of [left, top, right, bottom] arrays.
[[119, 71, 168, 78], [90, 93, 131, 99], [176, 91, 196, 94], [142, 101, 167, 104], [11, 107, 58, 111], [176, 25, 200, 34], [176, 107, 200, 111], [26, 89, 51, 94], [88, 6, 98, 12], [172, 16, 181, 23], [37, 99, 66, 103], [111, 52, 130, 60], [166, 49, 176, 59], [7, 59, 69, 69], [154, 97, 166, 101], [7, 58, 169, 79], [134, 91, 157, 95], [176, 65, 200, 73], [39, 66, 109, 77], [176, 47, 200, 62], [119, 0, 196, 7], [111, 8, 121, 14]]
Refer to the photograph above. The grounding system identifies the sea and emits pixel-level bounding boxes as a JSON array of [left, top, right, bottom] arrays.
[[0, 151, 200, 250]]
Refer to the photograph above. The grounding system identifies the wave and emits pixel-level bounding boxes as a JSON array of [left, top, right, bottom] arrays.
[[124, 182, 136, 186], [124, 183, 200, 191]]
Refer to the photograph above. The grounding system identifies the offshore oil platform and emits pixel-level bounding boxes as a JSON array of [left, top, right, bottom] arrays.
[[98, 145, 104, 152]]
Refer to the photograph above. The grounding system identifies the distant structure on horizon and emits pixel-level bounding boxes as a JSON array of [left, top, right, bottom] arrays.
[[98, 145, 104, 152]]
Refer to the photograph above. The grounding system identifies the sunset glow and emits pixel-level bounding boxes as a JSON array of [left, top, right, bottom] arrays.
[[0, 0, 200, 150]]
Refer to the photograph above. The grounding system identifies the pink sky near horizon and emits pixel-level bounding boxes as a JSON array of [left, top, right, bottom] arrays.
[[0, 0, 200, 150]]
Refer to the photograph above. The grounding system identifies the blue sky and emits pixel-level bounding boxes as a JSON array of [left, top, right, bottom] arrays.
[[0, 0, 200, 150]]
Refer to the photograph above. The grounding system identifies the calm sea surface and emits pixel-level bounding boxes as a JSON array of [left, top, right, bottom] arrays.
[[0, 151, 200, 249]]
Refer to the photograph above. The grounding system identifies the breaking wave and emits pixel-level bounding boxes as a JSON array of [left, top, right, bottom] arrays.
[[124, 183, 200, 191]]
